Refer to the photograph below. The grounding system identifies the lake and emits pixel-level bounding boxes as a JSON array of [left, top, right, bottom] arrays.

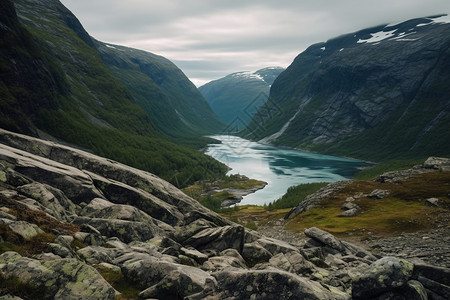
[[205, 135, 370, 206]]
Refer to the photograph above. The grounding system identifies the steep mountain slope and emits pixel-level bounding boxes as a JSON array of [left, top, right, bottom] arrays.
[[0, 0, 227, 185], [199, 67, 284, 129], [95, 40, 224, 143], [245, 15, 450, 161]]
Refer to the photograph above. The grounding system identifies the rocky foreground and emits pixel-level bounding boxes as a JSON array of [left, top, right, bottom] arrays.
[[0, 129, 449, 299]]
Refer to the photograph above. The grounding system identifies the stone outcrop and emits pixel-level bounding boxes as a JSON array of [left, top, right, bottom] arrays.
[[0, 129, 449, 299]]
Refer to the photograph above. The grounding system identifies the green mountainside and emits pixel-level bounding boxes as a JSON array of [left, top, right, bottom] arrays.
[[244, 16, 450, 162], [95, 40, 224, 146], [0, 0, 227, 186], [199, 67, 284, 130]]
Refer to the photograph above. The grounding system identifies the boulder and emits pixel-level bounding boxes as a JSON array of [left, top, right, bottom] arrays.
[[0, 252, 117, 299], [8, 221, 44, 240], [305, 227, 346, 253], [72, 217, 162, 243], [202, 255, 247, 271], [255, 236, 300, 255], [184, 225, 245, 253], [368, 189, 390, 199], [269, 251, 315, 275], [188, 267, 349, 300], [425, 198, 439, 207], [352, 257, 414, 299], [116, 252, 214, 299], [341, 202, 359, 211], [17, 182, 77, 221], [242, 241, 273, 266], [340, 208, 359, 217], [0, 144, 103, 204]]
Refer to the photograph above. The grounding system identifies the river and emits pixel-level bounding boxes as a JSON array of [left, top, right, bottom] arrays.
[[205, 135, 370, 206]]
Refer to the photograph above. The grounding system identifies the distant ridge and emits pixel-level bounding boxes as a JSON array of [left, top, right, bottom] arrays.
[[199, 67, 284, 129]]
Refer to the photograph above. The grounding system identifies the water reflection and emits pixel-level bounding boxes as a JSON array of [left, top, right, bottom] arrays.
[[206, 135, 370, 206]]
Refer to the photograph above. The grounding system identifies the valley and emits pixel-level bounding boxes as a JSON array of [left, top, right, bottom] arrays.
[[1, 0, 450, 298]]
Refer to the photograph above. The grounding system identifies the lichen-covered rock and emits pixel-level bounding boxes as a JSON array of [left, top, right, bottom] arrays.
[[242, 241, 273, 266], [17, 182, 77, 221], [72, 217, 161, 243], [8, 220, 44, 240], [184, 225, 245, 253], [116, 252, 213, 299], [0, 252, 117, 299], [255, 236, 300, 255], [305, 227, 346, 253], [269, 251, 316, 275], [352, 257, 414, 299], [188, 267, 350, 300]]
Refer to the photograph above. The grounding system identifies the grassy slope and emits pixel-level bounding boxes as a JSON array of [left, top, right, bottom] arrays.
[[285, 170, 450, 238]]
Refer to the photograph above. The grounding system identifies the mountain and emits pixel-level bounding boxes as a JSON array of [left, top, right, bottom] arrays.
[[199, 67, 284, 130], [244, 15, 450, 161], [95, 40, 224, 143], [1, 128, 448, 299], [0, 0, 227, 186]]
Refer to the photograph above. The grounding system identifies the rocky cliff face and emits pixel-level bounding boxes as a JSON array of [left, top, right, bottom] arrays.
[[199, 67, 284, 129], [246, 15, 450, 161], [0, 129, 449, 299]]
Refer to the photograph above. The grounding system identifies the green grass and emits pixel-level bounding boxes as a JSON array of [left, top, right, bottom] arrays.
[[354, 158, 427, 180], [285, 170, 450, 238]]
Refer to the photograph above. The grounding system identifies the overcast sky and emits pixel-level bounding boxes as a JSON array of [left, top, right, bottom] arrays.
[[60, 0, 449, 86]]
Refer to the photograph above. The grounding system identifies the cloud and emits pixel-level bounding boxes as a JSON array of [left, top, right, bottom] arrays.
[[60, 0, 450, 86]]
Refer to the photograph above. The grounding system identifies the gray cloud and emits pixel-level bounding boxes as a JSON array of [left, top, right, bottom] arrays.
[[60, 0, 450, 86]]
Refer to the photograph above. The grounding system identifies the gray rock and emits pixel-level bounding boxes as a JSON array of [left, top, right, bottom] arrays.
[[340, 208, 359, 217], [305, 227, 346, 253], [352, 257, 414, 299], [180, 247, 209, 265], [425, 197, 439, 207], [79, 198, 113, 215], [255, 236, 300, 255], [77, 246, 116, 265], [413, 263, 450, 286], [269, 252, 315, 275], [0, 210, 16, 221], [184, 225, 245, 253], [72, 217, 161, 243], [17, 182, 76, 221], [188, 267, 349, 300], [8, 221, 45, 240], [368, 189, 390, 199], [242, 241, 273, 266], [202, 255, 247, 271], [341, 202, 359, 211], [0, 144, 103, 204], [423, 157, 450, 171], [0, 252, 117, 299], [116, 252, 214, 299], [4, 167, 32, 187]]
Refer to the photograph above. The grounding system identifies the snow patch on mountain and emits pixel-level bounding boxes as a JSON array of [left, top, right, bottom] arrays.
[[231, 71, 265, 82], [357, 29, 397, 44]]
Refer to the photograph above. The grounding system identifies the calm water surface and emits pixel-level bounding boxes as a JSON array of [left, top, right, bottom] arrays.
[[206, 135, 370, 206]]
